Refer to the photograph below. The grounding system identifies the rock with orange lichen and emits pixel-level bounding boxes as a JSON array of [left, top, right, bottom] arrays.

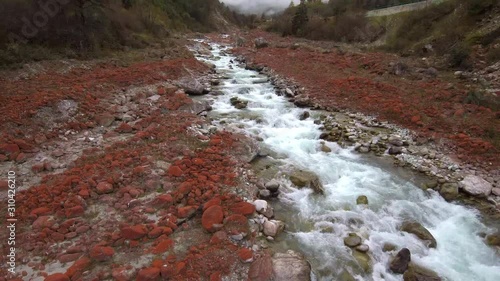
[[121, 225, 148, 240], [137, 267, 161, 281], [202, 205, 224, 233], [229, 202, 256, 216], [89, 245, 114, 262], [248, 255, 274, 281]]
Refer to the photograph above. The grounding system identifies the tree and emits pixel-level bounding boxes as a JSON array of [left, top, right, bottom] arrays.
[[292, 0, 308, 35]]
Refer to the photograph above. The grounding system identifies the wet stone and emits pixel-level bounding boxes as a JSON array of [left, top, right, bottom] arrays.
[[344, 233, 362, 247]]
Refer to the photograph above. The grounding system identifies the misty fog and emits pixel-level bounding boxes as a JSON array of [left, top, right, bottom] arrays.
[[221, 0, 302, 15]]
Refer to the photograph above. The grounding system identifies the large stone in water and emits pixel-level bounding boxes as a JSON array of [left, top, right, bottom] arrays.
[[263, 220, 285, 237], [344, 233, 362, 247], [401, 221, 437, 248], [438, 182, 459, 201], [389, 248, 411, 274], [289, 170, 325, 195], [486, 232, 500, 246], [272, 251, 311, 281], [265, 180, 280, 192], [356, 195, 368, 205], [339, 270, 356, 281], [352, 251, 372, 273], [403, 263, 442, 281]]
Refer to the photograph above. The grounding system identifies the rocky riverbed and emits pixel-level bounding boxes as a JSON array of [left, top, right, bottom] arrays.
[[0, 32, 498, 281], [195, 34, 500, 281]]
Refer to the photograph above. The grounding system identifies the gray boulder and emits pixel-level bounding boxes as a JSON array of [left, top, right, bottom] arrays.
[[344, 233, 362, 247], [460, 175, 492, 197], [179, 100, 212, 115], [177, 79, 207, 96], [272, 251, 311, 281], [254, 37, 269, 49]]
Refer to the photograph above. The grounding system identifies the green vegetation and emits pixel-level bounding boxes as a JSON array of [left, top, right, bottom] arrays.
[[0, 0, 252, 67], [267, 0, 381, 42], [268, 0, 499, 66], [383, 0, 499, 66]]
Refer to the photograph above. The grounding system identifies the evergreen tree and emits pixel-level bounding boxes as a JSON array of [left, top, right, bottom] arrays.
[[292, 0, 308, 35]]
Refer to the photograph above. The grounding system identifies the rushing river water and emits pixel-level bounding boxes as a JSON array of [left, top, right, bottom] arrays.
[[191, 40, 500, 281]]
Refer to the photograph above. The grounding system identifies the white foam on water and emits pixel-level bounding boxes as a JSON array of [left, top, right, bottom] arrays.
[[192, 41, 500, 281]]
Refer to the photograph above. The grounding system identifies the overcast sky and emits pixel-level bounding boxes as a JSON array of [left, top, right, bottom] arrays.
[[221, 0, 302, 15]]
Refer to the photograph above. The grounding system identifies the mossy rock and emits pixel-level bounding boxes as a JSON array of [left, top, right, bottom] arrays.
[[356, 195, 368, 205]]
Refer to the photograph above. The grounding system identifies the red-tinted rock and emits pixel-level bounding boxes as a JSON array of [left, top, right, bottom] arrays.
[[65, 257, 91, 279], [95, 113, 115, 127], [237, 248, 254, 263], [0, 143, 20, 155], [151, 194, 173, 208], [121, 225, 147, 240], [65, 206, 84, 218], [75, 225, 90, 234], [229, 202, 256, 216], [177, 206, 197, 218], [136, 267, 160, 281], [148, 227, 164, 239], [116, 123, 133, 133], [202, 205, 224, 233], [224, 214, 249, 236], [210, 231, 228, 244], [89, 245, 114, 262], [32, 216, 55, 230], [13, 139, 34, 151], [152, 239, 174, 254], [58, 253, 82, 263], [203, 197, 221, 211], [51, 232, 65, 242], [167, 165, 183, 177], [248, 255, 273, 281], [210, 272, 222, 281], [96, 181, 113, 194], [44, 273, 69, 281], [15, 153, 27, 163], [30, 207, 52, 217]]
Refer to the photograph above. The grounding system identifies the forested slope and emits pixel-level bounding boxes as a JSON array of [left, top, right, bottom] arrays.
[[0, 0, 250, 66]]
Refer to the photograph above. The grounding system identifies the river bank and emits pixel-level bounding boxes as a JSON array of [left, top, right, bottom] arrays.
[[210, 31, 500, 214], [193, 36, 500, 281]]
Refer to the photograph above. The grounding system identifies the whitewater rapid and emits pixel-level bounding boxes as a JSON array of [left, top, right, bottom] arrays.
[[192, 40, 500, 281]]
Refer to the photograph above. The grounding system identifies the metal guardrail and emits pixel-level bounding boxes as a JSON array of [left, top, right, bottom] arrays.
[[367, 0, 448, 17]]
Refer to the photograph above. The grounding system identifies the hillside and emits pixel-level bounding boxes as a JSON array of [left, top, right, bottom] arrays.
[[0, 0, 251, 67]]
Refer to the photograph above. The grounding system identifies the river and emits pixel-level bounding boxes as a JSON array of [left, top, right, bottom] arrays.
[[191, 39, 500, 281]]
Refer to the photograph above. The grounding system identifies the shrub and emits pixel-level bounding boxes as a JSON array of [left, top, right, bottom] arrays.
[[449, 43, 471, 68], [464, 0, 498, 16], [486, 47, 500, 63]]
